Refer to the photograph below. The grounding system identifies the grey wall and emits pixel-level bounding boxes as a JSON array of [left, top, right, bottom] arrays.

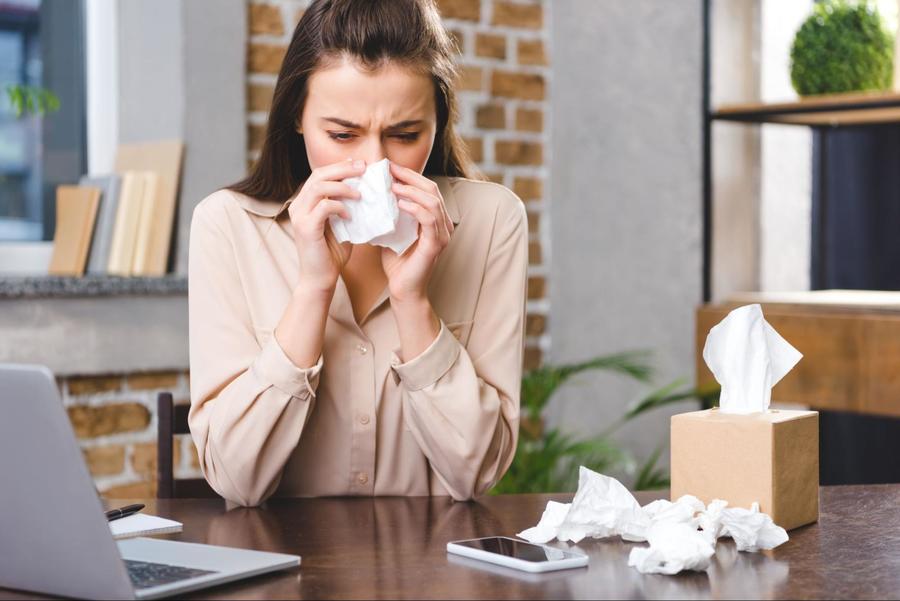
[[548, 1, 703, 479], [118, 0, 247, 274]]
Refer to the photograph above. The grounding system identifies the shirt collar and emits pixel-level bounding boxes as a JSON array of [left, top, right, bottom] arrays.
[[233, 175, 461, 225]]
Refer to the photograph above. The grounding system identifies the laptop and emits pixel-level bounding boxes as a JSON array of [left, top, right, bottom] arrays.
[[0, 364, 300, 599]]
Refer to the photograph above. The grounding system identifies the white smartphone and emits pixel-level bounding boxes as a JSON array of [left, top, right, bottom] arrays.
[[446, 536, 589, 573]]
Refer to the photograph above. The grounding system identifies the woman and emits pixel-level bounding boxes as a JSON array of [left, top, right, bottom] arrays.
[[188, 0, 528, 506]]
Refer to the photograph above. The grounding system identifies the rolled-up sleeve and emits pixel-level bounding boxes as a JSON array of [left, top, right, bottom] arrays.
[[389, 196, 527, 500], [187, 199, 322, 506]]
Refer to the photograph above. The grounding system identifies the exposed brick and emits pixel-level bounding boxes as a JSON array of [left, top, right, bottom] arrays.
[[492, 1, 543, 28], [528, 276, 546, 299], [436, 0, 481, 21], [447, 29, 465, 54], [248, 43, 287, 74], [526, 313, 547, 336], [249, 3, 284, 36], [249, 123, 267, 152], [67, 403, 151, 439], [67, 375, 122, 396], [102, 480, 156, 499], [515, 107, 543, 132], [475, 33, 506, 59], [475, 103, 505, 129], [458, 65, 483, 91], [248, 84, 275, 112], [524, 346, 543, 371], [491, 71, 545, 100], [527, 210, 540, 234], [513, 176, 542, 200], [484, 172, 504, 184], [463, 136, 484, 163], [496, 140, 543, 165], [83, 445, 126, 477], [127, 372, 179, 392], [517, 38, 547, 65], [529, 241, 542, 265]]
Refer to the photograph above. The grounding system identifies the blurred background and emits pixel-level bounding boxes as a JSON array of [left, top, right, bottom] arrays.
[[2, 0, 900, 498]]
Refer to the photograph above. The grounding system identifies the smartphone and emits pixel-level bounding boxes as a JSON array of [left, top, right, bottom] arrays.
[[446, 536, 589, 573]]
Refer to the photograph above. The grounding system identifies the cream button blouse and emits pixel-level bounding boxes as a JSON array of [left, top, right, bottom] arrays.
[[187, 176, 528, 506]]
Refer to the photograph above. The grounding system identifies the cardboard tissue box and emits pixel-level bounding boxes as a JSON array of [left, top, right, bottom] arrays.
[[671, 304, 819, 531], [671, 408, 818, 531]]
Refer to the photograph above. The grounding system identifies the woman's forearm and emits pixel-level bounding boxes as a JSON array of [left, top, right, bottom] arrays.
[[391, 295, 441, 362], [274, 285, 335, 368]]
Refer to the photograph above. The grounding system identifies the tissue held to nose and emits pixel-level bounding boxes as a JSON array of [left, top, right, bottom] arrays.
[[702, 303, 803, 414], [516, 467, 788, 575], [327, 158, 419, 255]]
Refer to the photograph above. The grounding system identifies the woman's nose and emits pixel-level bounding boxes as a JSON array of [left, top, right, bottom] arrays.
[[358, 136, 387, 165]]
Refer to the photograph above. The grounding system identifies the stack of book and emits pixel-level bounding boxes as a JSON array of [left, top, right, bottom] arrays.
[[48, 140, 184, 277]]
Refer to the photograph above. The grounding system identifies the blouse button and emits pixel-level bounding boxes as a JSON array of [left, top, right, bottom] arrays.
[[357, 344, 368, 355], [357, 472, 369, 485], [359, 414, 370, 425]]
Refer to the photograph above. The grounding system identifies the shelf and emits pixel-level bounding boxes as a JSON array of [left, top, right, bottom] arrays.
[[712, 91, 900, 126], [0, 274, 188, 299]]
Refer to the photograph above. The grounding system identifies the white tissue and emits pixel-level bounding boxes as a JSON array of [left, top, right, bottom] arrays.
[[702, 304, 803, 414], [698, 499, 789, 552], [554, 467, 649, 544], [627, 522, 716, 575], [515, 467, 789, 575], [328, 158, 419, 255]]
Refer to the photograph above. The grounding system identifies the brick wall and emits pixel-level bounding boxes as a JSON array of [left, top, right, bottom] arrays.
[[247, 0, 552, 371], [61, 371, 201, 498]]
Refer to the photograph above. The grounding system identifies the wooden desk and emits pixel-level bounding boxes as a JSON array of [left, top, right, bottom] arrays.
[[2, 486, 898, 599]]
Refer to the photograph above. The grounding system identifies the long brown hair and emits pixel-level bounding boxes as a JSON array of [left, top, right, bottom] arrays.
[[228, 0, 479, 203]]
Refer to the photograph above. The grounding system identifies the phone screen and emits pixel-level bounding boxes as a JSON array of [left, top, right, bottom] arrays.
[[451, 537, 569, 563]]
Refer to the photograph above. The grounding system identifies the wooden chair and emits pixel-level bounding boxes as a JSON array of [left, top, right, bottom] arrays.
[[156, 392, 219, 498]]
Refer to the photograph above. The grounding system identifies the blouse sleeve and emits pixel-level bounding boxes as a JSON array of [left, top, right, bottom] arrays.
[[187, 199, 323, 507], [389, 195, 527, 500]]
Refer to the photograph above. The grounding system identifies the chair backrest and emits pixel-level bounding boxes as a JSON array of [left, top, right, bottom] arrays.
[[156, 392, 219, 498]]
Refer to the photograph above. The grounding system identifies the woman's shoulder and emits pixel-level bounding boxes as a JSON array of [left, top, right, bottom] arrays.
[[192, 188, 285, 227], [439, 176, 528, 232]]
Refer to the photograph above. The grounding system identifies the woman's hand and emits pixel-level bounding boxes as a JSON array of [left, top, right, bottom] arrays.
[[288, 158, 365, 294], [382, 162, 454, 302]]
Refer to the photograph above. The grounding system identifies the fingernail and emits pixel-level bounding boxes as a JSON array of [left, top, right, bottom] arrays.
[[353, 160, 365, 170]]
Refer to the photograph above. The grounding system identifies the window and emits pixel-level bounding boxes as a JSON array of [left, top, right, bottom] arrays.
[[0, 0, 86, 242]]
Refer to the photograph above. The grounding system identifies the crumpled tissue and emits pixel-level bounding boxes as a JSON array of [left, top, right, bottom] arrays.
[[516, 466, 788, 575], [703, 303, 803, 414], [328, 158, 419, 255]]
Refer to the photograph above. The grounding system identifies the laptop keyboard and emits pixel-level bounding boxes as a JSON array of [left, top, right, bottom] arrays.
[[125, 559, 219, 589]]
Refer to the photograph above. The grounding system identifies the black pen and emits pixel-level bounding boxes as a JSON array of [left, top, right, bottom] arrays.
[[105, 503, 145, 522]]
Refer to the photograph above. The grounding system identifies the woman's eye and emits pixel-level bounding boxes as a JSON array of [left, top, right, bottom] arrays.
[[328, 132, 355, 141], [392, 133, 420, 142]]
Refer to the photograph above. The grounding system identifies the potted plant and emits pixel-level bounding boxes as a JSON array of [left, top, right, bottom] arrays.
[[790, 0, 895, 96]]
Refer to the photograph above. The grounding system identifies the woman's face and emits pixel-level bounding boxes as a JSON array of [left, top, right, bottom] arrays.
[[299, 57, 437, 173]]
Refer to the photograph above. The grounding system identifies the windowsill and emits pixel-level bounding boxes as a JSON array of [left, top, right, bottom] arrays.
[[0, 275, 189, 377], [0, 274, 188, 299]]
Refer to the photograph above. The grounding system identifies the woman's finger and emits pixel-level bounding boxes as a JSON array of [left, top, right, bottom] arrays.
[[392, 182, 449, 242], [310, 158, 367, 184], [389, 161, 440, 197], [398, 198, 444, 248]]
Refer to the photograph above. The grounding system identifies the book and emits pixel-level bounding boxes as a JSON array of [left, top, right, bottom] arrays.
[[115, 140, 185, 275], [79, 174, 122, 276], [107, 171, 147, 276], [109, 513, 183, 540], [48, 185, 101, 277], [131, 171, 161, 275]]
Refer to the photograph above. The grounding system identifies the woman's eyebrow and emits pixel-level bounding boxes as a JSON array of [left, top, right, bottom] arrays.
[[321, 117, 424, 130]]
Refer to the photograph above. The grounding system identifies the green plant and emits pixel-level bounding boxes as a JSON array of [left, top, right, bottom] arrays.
[[490, 352, 720, 494], [4, 84, 60, 118], [790, 0, 894, 96]]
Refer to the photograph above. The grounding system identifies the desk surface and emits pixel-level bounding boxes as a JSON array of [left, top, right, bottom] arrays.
[[4, 485, 899, 600]]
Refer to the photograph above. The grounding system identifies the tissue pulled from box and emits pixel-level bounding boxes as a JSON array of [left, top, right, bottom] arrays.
[[702, 303, 803, 414], [328, 158, 419, 255], [516, 466, 788, 575]]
